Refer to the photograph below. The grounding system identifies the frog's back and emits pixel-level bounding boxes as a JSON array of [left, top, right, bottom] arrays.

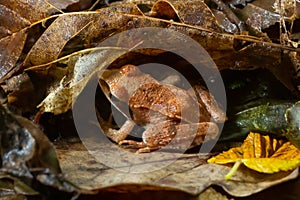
[[129, 83, 202, 124]]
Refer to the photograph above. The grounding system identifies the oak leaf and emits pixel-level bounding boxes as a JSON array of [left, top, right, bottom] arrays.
[[208, 132, 300, 179]]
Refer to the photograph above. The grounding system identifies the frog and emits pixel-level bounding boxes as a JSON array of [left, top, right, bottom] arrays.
[[100, 64, 226, 153]]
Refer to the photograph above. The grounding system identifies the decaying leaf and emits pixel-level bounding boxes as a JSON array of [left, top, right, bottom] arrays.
[[55, 138, 298, 197], [208, 132, 300, 179], [0, 29, 27, 82], [0, 104, 93, 198], [221, 100, 300, 150], [36, 47, 128, 114], [0, 104, 61, 175], [236, 0, 282, 31], [23, 3, 142, 67], [0, 0, 57, 82], [150, 0, 222, 32], [48, 0, 93, 11], [197, 187, 232, 200], [0, 0, 56, 39]]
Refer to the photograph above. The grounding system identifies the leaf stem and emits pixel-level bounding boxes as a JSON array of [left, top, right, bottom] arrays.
[[225, 160, 242, 180]]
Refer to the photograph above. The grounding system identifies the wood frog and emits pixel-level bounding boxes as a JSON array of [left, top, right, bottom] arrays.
[[100, 64, 226, 153]]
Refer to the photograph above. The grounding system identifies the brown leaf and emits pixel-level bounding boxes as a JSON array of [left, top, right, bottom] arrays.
[[236, 1, 281, 31], [151, 0, 222, 32], [198, 188, 232, 200], [48, 0, 93, 11], [211, 9, 239, 34], [23, 3, 142, 67], [0, 29, 27, 82], [23, 13, 91, 67], [0, 0, 56, 39]]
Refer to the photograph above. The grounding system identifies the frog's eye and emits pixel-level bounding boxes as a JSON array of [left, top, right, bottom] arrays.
[[110, 83, 129, 102]]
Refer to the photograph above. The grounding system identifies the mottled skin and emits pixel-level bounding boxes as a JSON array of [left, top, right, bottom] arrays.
[[103, 64, 226, 153]]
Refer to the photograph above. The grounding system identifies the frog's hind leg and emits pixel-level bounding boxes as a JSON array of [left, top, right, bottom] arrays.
[[167, 122, 219, 150], [192, 122, 219, 146], [119, 121, 176, 153]]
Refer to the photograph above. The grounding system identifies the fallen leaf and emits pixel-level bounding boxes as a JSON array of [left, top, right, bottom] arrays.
[[0, 29, 27, 82], [208, 132, 300, 179], [48, 0, 93, 11], [0, 0, 56, 39], [0, 104, 92, 198], [37, 47, 129, 114], [151, 0, 222, 32], [211, 9, 239, 34], [23, 3, 142, 67], [236, 0, 281, 30], [197, 187, 232, 200], [54, 138, 298, 197], [0, 104, 61, 175]]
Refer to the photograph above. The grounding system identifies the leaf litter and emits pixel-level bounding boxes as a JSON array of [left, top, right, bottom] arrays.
[[0, 0, 300, 199]]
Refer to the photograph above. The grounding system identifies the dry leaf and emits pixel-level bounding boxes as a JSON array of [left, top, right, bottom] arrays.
[[37, 47, 129, 114], [151, 0, 222, 32], [23, 3, 142, 67], [55, 138, 298, 197], [0, 0, 57, 82], [197, 187, 232, 200], [0, 29, 27, 82], [48, 0, 93, 11], [0, 0, 56, 39], [23, 13, 92, 66], [208, 132, 300, 179], [236, 0, 281, 30], [0, 104, 61, 175]]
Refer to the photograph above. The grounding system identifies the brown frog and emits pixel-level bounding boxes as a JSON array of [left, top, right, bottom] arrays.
[[101, 64, 226, 153]]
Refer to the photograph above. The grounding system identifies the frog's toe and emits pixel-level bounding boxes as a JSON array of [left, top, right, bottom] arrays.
[[135, 146, 161, 154], [119, 140, 161, 153], [106, 128, 128, 143], [119, 140, 147, 148]]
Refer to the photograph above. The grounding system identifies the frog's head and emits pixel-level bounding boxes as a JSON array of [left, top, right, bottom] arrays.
[[104, 65, 143, 102]]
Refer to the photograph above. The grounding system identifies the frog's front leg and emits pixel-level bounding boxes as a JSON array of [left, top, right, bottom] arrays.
[[105, 119, 135, 143]]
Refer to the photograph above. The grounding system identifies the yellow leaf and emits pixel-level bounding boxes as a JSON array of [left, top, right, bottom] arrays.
[[242, 158, 300, 173], [208, 132, 300, 179]]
